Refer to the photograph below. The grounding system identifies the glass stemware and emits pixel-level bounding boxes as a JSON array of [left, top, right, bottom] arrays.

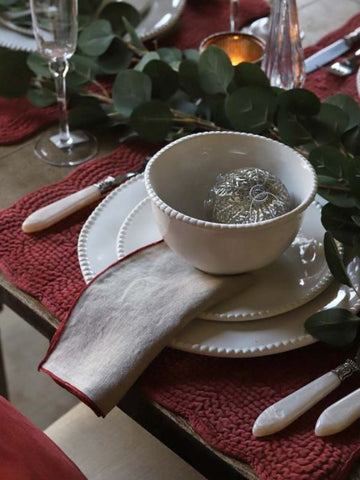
[[30, 0, 97, 166], [262, 0, 305, 89]]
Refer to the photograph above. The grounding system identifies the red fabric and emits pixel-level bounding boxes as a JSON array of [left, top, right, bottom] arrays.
[[0, 395, 86, 479], [1, 6, 360, 480]]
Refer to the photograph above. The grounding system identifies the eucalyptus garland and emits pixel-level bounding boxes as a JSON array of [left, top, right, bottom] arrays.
[[1, 1, 360, 350]]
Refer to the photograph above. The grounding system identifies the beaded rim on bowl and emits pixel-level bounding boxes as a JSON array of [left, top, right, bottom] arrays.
[[144, 131, 318, 231]]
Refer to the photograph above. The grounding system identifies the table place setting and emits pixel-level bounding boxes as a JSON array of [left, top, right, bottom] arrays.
[[2, 0, 360, 479]]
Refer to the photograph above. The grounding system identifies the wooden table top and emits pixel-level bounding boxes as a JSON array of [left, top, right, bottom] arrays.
[[1, 1, 360, 478]]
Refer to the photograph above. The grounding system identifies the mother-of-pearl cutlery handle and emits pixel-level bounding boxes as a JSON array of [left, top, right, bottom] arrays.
[[315, 387, 360, 437], [22, 185, 101, 233], [252, 359, 358, 437]]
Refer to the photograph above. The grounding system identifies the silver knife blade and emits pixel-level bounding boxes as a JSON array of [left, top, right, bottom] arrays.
[[305, 26, 360, 74]]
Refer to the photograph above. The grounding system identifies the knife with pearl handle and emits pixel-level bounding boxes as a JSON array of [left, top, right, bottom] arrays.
[[22, 172, 138, 234], [305, 26, 360, 74], [252, 359, 358, 437], [315, 387, 360, 436]]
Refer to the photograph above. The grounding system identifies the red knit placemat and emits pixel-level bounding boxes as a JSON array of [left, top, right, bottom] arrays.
[[1, 7, 360, 480]]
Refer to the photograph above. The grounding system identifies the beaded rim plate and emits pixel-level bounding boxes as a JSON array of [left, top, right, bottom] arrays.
[[78, 174, 360, 358], [0, 0, 186, 51], [116, 195, 334, 322]]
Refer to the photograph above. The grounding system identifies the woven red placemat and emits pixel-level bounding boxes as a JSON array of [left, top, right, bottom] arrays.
[[1, 6, 360, 480]]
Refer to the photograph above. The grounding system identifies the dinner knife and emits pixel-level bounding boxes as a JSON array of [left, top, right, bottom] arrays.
[[22, 172, 138, 233], [305, 26, 360, 74], [315, 387, 360, 436], [252, 358, 358, 437]]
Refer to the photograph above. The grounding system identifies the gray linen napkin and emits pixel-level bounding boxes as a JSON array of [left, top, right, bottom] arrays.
[[40, 242, 251, 416]]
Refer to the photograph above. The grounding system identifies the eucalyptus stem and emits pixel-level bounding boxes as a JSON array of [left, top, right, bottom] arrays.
[[318, 184, 350, 193], [171, 109, 225, 131], [92, 79, 110, 99]]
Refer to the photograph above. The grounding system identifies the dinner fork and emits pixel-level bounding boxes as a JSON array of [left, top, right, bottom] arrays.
[[327, 48, 360, 76]]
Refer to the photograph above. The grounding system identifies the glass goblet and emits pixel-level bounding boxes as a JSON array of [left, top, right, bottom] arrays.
[[30, 0, 97, 166]]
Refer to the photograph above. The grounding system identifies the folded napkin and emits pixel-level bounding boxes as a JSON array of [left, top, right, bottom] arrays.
[[40, 242, 251, 416]]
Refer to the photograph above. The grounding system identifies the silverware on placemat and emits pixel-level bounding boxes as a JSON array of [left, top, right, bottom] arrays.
[[252, 357, 359, 437], [326, 48, 360, 76], [22, 161, 149, 234], [305, 26, 360, 73]]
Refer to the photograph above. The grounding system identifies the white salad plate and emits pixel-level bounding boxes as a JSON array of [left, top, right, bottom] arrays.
[[116, 195, 333, 322], [78, 174, 360, 358], [0, 0, 186, 51]]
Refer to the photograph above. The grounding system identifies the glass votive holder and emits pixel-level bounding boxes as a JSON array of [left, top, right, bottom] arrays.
[[199, 32, 265, 66]]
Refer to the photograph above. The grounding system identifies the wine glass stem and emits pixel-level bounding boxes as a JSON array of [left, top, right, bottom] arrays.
[[229, 0, 240, 32], [49, 59, 72, 146]]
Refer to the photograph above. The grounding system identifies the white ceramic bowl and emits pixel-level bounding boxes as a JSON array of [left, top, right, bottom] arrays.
[[145, 132, 317, 274]]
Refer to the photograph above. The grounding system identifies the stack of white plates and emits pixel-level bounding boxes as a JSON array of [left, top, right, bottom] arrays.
[[78, 174, 360, 359]]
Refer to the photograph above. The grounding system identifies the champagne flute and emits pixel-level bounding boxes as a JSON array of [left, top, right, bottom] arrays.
[[30, 0, 97, 166]]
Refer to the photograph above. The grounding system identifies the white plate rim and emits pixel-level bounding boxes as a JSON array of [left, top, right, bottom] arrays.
[[78, 174, 360, 358], [116, 195, 335, 322], [0, 0, 186, 51]]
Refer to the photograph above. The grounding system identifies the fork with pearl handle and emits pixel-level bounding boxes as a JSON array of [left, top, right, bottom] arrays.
[[252, 358, 359, 437]]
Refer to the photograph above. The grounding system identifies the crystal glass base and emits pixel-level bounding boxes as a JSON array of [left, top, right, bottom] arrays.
[[34, 126, 98, 167]]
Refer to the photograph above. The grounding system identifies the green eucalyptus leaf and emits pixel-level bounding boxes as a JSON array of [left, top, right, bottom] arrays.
[[143, 60, 178, 100], [315, 103, 349, 137], [169, 90, 197, 116], [122, 16, 145, 52], [226, 86, 276, 134], [304, 308, 360, 347], [97, 37, 132, 74], [27, 87, 56, 107], [157, 47, 182, 65], [324, 231, 352, 287], [277, 110, 312, 146], [325, 93, 360, 131], [318, 190, 357, 208], [27, 52, 52, 78], [68, 103, 108, 129], [130, 100, 172, 142], [99, 2, 140, 36], [67, 54, 96, 88], [308, 145, 349, 179], [178, 59, 202, 99], [206, 93, 230, 128], [78, 19, 114, 56], [183, 49, 200, 62], [343, 125, 360, 156], [112, 70, 151, 117], [277, 88, 321, 116], [348, 157, 360, 202], [198, 45, 234, 95], [233, 62, 270, 88], [352, 215, 360, 228], [0, 0, 20, 6], [322, 203, 360, 245], [0, 48, 32, 98], [135, 51, 160, 71]]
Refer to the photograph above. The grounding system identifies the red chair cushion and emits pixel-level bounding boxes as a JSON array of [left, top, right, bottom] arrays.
[[0, 395, 86, 480]]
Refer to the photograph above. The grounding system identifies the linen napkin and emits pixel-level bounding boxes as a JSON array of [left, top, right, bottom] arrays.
[[40, 242, 251, 416]]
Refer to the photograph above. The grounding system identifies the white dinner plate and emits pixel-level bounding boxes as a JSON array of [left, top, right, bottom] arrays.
[[78, 174, 360, 358], [0, 0, 186, 51], [116, 195, 333, 321]]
